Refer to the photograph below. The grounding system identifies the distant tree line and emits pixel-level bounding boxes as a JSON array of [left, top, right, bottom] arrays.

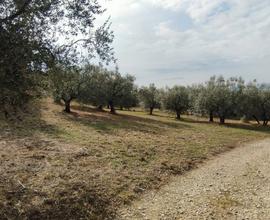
[[49, 64, 270, 126], [194, 76, 270, 125], [49, 64, 138, 114], [1, 1, 269, 126]]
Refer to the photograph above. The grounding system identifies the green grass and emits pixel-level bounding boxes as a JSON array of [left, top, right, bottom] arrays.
[[0, 100, 269, 219]]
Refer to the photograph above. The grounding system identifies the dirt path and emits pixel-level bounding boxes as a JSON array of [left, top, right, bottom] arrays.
[[118, 139, 270, 220]]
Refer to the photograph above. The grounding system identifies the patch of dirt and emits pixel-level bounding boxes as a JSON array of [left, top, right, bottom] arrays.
[[118, 139, 270, 219]]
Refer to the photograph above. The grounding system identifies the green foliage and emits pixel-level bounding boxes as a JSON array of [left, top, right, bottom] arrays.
[[120, 87, 139, 110], [116, 81, 139, 110], [105, 71, 137, 113], [241, 83, 270, 125], [194, 78, 217, 121], [77, 65, 108, 108], [193, 76, 246, 124], [187, 84, 203, 113], [213, 76, 235, 124], [163, 86, 189, 119], [76, 66, 137, 113], [50, 65, 84, 113], [139, 84, 161, 115], [0, 0, 114, 117]]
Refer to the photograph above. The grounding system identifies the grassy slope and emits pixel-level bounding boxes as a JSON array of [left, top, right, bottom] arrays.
[[0, 100, 269, 219]]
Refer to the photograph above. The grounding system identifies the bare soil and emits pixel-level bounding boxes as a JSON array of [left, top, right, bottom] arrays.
[[118, 139, 270, 220]]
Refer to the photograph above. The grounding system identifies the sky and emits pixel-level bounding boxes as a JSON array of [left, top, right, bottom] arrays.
[[99, 0, 270, 87]]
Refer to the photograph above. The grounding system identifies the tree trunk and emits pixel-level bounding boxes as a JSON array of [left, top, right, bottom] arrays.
[[4, 110, 9, 119], [64, 100, 71, 113], [176, 111, 181, 120], [209, 111, 214, 122], [97, 105, 103, 111], [252, 115, 260, 125], [149, 107, 154, 115], [219, 116, 225, 124], [110, 106, 116, 114], [109, 101, 116, 114]]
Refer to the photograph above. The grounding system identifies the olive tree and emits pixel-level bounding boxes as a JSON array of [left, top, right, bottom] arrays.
[[195, 77, 218, 122], [50, 66, 84, 113], [0, 0, 114, 117], [105, 72, 136, 114], [259, 85, 270, 126], [187, 84, 203, 115], [212, 76, 236, 124], [139, 84, 161, 115], [163, 86, 189, 120], [118, 86, 139, 110], [77, 65, 109, 110], [196, 76, 244, 124], [241, 82, 270, 125], [78, 67, 137, 114]]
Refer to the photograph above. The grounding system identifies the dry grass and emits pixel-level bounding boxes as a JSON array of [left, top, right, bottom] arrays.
[[0, 99, 269, 219], [209, 191, 242, 218], [210, 191, 241, 210]]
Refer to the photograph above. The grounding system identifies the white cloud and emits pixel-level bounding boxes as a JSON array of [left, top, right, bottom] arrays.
[[100, 0, 270, 86], [147, 0, 184, 10], [187, 0, 227, 22], [146, 0, 229, 22], [101, 0, 144, 18]]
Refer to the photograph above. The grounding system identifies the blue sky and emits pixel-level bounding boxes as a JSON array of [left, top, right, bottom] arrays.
[[99, 0, 270, 87]]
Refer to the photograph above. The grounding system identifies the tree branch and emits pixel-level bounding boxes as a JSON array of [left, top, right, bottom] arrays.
[[0, 0, 32, 23]]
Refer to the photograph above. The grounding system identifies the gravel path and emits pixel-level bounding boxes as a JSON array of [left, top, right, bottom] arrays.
[[118, 139, 270, 220]]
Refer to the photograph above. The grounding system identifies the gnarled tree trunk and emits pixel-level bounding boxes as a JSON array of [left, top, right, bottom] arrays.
[[149, 107, 154, 115], [109, 101, 116, 114], [219, 115, 225, 124], [176, 110, 181, 120], [252, 115, 260, 125], [97, 105, 103, 111], [64, 99, 71, 113], [209, 111, 214, 122]]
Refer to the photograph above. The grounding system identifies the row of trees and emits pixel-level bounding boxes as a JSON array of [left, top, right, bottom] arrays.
[[0, 0, 114, 117], [50, 65, 137, 114], [1, 1, 268, 126], [50, 65, 270, 126], [192, 77, 270, 125]]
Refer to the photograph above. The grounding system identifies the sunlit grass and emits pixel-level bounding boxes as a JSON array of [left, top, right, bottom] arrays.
[[0, 99, 269, 219]]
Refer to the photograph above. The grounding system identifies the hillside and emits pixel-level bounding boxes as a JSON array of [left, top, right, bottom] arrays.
[[0, 100, 269, 219]]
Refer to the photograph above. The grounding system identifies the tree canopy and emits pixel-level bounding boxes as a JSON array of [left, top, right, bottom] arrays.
[[139, 84, 161, 115], [0, 0, 114, 116], [163, 86, 189, 120]]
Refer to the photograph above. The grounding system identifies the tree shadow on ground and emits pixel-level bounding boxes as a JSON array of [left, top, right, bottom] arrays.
[[223, 123, 270, 134], [72, 105, 107, 113], [60, 107, 191, 134], [179, 116, 270, 134], [66, 105, 270, 135], [0, 115, 64, 142]]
